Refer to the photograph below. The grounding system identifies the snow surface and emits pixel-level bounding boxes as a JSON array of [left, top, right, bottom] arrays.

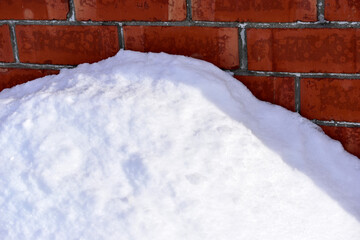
[[0, 50, 359, 239]]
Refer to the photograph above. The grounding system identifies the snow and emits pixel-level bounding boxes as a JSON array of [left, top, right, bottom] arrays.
[[0, 50, 359, 239]]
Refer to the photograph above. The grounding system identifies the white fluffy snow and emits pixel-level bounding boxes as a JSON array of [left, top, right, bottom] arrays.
[[0, 50, 359, 239]]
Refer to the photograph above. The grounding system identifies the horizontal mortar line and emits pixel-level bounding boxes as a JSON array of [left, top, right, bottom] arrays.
[[194, 21, 360, 28], [233, 70, 300, 77], [243, 21, 360, 28], [119, 21, 360, 28], [0, 62, 74, 70], [0, 20, 234, 27], [312, 119, 360, 128], [2, 62, 360, 79], [2, 20, 360, 28], [122, 21, 236, 27], [233, 70, 360, 79], [0, 20, 200, 27], [298, 73, 360, 79], [0, 20, 119, 26], [122, 21, 360, 28]]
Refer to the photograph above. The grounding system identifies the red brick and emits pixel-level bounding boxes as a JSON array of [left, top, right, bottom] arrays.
[[0, 25, 14, 63], [75, 0, 186, 21], [235, 76, 295, 111], [124, 26, 239, 69], [0, 0, 68, 20], [325, 0, 360, 21], [16, 25, 119, 65], [301, 78, 360, 122], [321, 126, 360, 159], [192, 0, 317, 22], [247, 29, 273, 71], [0, 68, 59, 92], [247, 28, 359, 73]]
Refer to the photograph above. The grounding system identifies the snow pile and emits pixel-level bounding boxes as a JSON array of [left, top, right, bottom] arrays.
[[0, 51, 359, 239]]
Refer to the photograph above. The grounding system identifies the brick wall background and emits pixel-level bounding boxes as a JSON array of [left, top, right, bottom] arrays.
[[0, 0, 359, 158]]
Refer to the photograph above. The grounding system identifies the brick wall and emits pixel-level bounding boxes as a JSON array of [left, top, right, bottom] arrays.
[[0, 0, 359, 158]]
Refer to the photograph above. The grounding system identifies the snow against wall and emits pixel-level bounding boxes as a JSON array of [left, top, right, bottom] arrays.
[[0, 51, 359, 239]]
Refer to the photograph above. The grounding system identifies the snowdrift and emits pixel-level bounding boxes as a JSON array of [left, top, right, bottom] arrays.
[[0, 51, 359, 239]]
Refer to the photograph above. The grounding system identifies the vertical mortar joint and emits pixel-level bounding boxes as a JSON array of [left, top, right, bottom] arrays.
[[317, 0, 325, 23], [9, 22, 20, 63], [295, 76, 301, 113], [117, 23, 125, 50], [239, 26, 248, 71], [186, 0, 192, 21], [67, 0, 76, 22]]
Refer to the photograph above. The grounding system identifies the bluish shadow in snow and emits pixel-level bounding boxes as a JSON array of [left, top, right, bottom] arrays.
[[168, 56, 360, 222], [88, 51, 360, 223], [122, 154, 148, 194], [75, 51, 360, 223]]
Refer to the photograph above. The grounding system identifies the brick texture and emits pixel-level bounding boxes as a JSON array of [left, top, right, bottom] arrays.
[[247, 28, 358, 73], [0, 68, 59, 92], [123, 26, 239, 69], [193, 0, 317, 22], [16, 25, 119, 65], [301, 78, 360, 122], [321, 126, 360, 159], [0, 24, 14, 63], [75, 0, 186, 21], [0, 0, 68, 20], [325, 0, 360, 21], [235, 76, 295, 111]]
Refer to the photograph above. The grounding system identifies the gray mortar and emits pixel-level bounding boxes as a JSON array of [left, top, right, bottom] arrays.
[[239, 27, 248, 70], [317, 0, 325, 23], [186, 0, 192, 21], [1, 20, 360, 28], [313, 120, 360, 128], [0, 62, 74, 70], [117, 23, 124, 49], [0, 0, 360, 128], [8, 22, 19, 63], [67, 0, 76, 22], [233, 69, 360, 79], [295, 77, 301, 113]]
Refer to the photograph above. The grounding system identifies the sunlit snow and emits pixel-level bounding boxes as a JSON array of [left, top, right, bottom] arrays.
[[0, 50, 359, 239]]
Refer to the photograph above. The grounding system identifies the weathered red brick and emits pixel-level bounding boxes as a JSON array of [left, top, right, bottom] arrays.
[[321, 125, 360, 159], [0, 25, 14, 63], [16, 25, 119, 65], [235, 76, 295, 111], [193, 0, 317, 22], [124, 26, 239, 69], [75, 0, 186, 21], [247, 29, 273, 71], [301, 78, 360, 122], [247, 28, 358, 73], [0, 0, 68, 20], [0, 68, 59, 92], [325, 0, 360, 21]]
